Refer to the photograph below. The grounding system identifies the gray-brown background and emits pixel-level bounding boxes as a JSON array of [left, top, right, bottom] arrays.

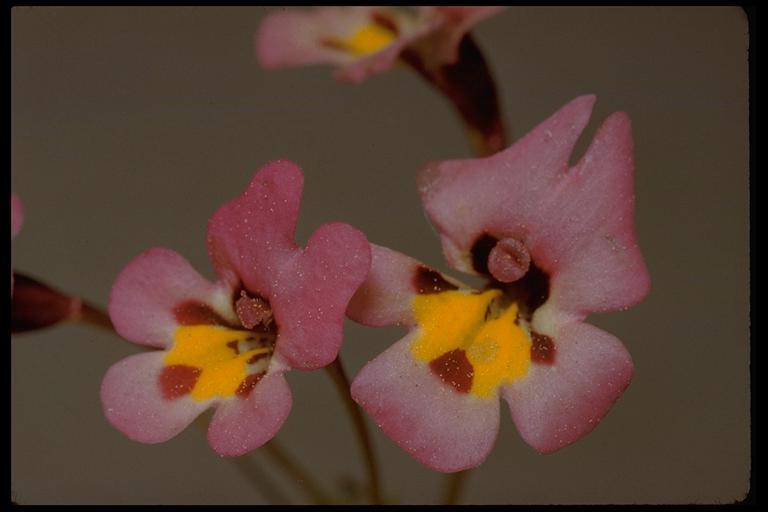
[[11, 7, 750, 505]]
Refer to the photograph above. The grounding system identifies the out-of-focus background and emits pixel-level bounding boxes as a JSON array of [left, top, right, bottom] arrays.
[[11, 7, 750, 505]]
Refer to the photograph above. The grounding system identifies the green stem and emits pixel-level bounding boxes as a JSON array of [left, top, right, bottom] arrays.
[[442, 469, 471, 505], [325, 357, 382, 504]]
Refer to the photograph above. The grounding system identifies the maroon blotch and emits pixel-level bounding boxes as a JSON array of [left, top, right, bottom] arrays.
[[370, 9, 400, 35], [173, 301, 231, 327], [429, 349, 474, 394], [531, 332, 556, 364], [414, 266, 458, 294], [236, 372, 266, 398], [247, 352, 270, 365], [159, 365, 201, 400]]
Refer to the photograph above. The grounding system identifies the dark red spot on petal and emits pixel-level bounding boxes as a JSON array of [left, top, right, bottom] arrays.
[[159, 365, 201, 400], [236, 372, 266, 399], [370, 9, 399, 35], [319, 37, 347, 51], [247, 352, 269, 365], [226, 340, 240, 355], [413, 266, 458, 294], [173, 301, 231, 327], [235, 290, 273, 330], [531, 332, 556, 365], [429, 349, 474, 394]]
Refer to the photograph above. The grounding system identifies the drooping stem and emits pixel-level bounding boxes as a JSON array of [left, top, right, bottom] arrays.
[[324, 357, 382, 504], [402, 33, 508, 157], [442, 469, 471, 505]]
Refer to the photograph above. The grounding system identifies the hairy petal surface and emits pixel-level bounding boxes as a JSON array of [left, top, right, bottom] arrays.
[[273, 222, 370, 370], [418, 95, 649, 316], [502, 321, 634, 454], [206, 160, 303, 295], [352, 332, 500, 472], [109, 248, 234, 349], [101, 352, 211, 444]]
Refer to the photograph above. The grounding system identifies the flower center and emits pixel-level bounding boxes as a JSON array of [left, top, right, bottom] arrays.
[[160, 291, 276, 402], [410, 289, 532, 399], [319, 13, 398, 57]]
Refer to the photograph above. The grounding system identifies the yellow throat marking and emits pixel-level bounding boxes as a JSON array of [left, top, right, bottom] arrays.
[[410, 289, 532, 398], [337, 23, 396, 56], [164, 325, 270, 401]]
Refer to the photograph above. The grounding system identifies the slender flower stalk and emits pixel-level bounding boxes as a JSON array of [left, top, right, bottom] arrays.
[[324, 357, 382, 504], [442, 470, 470, 505]]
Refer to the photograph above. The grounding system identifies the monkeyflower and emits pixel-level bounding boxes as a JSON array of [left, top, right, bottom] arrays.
[[100, 161, 370, 456], [256, 6, 507, 156], [347, 95, 650, 472]]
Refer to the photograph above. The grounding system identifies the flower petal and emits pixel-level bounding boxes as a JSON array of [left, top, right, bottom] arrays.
[[418, 95, 649, 315], [502, 321, 633, 454], [347, 243, 465, 328], [207, 370, 293, 456], [100, 351, 211, 444], [206, 160, 303, 294], [272, 222, 371, 370], [256, 7, 381, 70], [109, 248, 234, 349], [351, 332, 500, 472], [535, 112, 650, 315], [11, 194, 23, 240]]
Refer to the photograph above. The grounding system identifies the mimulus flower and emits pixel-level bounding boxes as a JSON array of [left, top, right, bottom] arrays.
[[101, 161, 370, 456], [256, 7, 507, 156], [256, 7, 502, 84], [347, 95, 650, 472]]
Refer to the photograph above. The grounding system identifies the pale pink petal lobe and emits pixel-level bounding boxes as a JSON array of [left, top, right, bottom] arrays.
[[352, 333, 500, 473], [273, 222, 371, 370], [502, 322, 634, 454], [207, 371, 292, 457], [347, 243, 464, 328], [542, 112, 651, 314], [100, 352, 210, 444], [109, 248, 233, 349]]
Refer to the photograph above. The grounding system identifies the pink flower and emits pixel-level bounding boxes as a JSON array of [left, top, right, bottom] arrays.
[[347, 95, 650, 472], [100, 160, 371, 456], [256, 6, 504, 84]]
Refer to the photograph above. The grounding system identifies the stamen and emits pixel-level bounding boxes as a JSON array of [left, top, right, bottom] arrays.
[[235, 290, 273, 330], [487, 238, 530, 283]]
